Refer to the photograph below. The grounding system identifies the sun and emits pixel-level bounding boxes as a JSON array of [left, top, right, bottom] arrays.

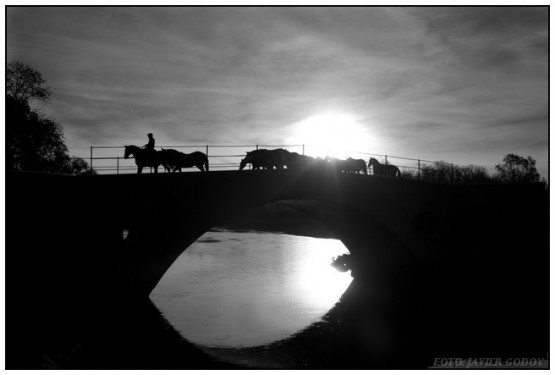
[[290, 112, 371, 159]]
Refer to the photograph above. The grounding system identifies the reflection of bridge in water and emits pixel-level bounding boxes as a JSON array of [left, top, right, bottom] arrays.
[[7, 169, 549, 368]]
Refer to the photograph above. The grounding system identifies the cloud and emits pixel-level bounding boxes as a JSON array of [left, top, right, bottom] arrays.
[[414, 7, 548, 70]]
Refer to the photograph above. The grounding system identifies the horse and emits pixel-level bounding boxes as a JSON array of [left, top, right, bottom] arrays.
[[239, 153, 272, 170], [344, 158, 368, 174], [326, 157, 345, 172], [326, 157, 367, 174], [368, 157, 401, 178], [239, 149, 289, 170], [160, 149, 209, 172], [285, 152, 310, 169], [124, 145, 164, 174]]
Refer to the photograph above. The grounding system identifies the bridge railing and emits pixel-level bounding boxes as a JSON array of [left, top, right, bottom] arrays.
[[81, 144, 455, 181], [349, 151, 446, 180]]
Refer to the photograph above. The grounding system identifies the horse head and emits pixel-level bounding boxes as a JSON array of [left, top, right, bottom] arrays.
[[368, 157, 378, 167], [239, 151, 257, 170], [124, 145, 131, 159], [239, 158, 247, 170]]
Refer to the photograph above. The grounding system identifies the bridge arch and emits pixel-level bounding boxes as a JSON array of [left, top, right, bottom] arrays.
[[122, 190, 425, 366], [120, 171, 422, 298]]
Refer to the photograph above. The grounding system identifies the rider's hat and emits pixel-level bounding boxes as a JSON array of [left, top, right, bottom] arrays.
[[147, 133, 153, 137]]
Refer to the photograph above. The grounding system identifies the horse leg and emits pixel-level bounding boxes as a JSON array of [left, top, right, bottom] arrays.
[[204, 159, 209, 172], [137, 166, 143, 174]]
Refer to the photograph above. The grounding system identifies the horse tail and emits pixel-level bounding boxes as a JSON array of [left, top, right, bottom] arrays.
[[204, 155, 209, 172]]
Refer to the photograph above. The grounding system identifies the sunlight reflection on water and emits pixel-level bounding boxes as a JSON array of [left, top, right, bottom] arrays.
[[150, 231, 352, 348]]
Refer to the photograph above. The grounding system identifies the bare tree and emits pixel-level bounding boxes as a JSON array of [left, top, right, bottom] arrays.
[[7, 61, 52, 103], [458, 165, 491, 183]]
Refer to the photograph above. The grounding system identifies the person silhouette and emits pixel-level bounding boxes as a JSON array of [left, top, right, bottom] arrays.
[[143, 133, 155, 152]]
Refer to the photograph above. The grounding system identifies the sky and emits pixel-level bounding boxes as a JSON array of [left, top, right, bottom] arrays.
[[6, 6, 549, 177]]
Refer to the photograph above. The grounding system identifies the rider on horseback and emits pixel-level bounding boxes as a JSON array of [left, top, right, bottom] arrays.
[[142, 133, 157, 158], [143, 133, 155, 151]]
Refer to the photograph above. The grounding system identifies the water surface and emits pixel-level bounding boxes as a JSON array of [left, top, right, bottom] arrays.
[[151, 231, 352, 348]]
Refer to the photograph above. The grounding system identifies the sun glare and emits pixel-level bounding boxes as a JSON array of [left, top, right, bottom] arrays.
[[295, 238, 353, 311], [291, 112, 371, 159]]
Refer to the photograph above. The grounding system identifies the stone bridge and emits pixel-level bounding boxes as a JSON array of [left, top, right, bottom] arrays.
[[6, 170, 549, 368]]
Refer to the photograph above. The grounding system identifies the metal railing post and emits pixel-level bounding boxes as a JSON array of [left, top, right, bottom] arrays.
[[385, 155, 388, 165], [302, 144, 305, 155], [117, 157, 120, 175], [90, 146, 93, 171], [418, 159, 421, 179]]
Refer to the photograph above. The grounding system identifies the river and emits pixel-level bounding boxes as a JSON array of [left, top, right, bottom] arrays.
[[150, 230, 353, 349]]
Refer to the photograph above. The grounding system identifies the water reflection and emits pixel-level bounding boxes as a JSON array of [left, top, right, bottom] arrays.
[[150, 231, 352, 348]]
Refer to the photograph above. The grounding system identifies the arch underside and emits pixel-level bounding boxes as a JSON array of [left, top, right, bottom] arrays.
[[123, 188, 417, 299]]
